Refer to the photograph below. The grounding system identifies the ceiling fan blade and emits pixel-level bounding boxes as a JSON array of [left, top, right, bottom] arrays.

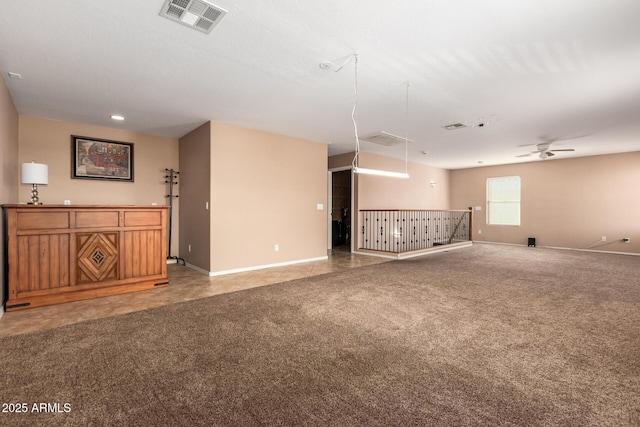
[[556, 133, 591, 141], [516, 153, 532, 157], [546, 151, 556, 157], [550, 149, 575, 152]]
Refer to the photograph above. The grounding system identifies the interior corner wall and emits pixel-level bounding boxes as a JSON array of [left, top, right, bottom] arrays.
[[209, 122, 328, 273], [18, 116, 180, 254], [450, 152, 640, 254], [1, 75, 19, 312], [178, 122, 211, 271]]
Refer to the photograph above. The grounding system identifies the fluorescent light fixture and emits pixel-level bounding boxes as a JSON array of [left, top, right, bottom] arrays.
[[110, 115, 125, 121], [353, 167, 409, 179]]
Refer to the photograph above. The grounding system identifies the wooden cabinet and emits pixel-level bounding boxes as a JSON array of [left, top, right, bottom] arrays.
[[2, 205, 170, 311]]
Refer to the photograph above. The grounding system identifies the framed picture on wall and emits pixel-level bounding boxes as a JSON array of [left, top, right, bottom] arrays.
[[71, 135, 134, 182]]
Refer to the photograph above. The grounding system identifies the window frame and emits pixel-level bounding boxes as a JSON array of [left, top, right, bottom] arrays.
[[486, 176, 521, 226]]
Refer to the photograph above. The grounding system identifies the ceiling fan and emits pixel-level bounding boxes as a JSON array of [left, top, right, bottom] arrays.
[[517, 138, 576, 159]]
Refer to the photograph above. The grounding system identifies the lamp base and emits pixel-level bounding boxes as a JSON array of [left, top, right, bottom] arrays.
[[28, 184, 43, 205]]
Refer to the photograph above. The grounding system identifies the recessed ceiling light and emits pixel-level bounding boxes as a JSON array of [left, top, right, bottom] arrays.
[[110, 115, 125, 121]]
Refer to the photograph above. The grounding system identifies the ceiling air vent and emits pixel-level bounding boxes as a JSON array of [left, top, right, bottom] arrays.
[[360, 131, 413, 146], [160, 0, 227, 34], [443, 122, 468, 130]]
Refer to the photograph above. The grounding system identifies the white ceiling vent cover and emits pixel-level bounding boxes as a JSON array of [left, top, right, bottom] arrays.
[[160, 0, 227, 34], [360, 131, 413, 146]]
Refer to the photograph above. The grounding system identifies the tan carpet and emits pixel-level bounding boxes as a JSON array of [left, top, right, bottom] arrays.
[[1, 244, 639, 426]]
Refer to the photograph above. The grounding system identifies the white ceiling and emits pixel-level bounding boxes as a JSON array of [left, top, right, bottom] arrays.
[[1, 0, 639, 169]]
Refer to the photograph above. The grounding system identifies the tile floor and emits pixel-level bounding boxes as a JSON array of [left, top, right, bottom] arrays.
[[0, 247, 389, 338]]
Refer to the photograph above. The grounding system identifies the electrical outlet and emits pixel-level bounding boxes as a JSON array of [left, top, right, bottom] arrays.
[[478, 229, 482, 234], [601, 236, 607, 242], [188, 244, 192, 252], [275, 244, 279, 252]]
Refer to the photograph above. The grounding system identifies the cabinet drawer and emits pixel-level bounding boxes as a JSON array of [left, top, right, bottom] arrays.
[[124, 211, 162, 227], [76, 211, 119, 228], [17, 212, 69, 230]]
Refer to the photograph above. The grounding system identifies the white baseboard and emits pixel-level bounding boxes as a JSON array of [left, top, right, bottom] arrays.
[[538, 245, 640, 256], [184, 256, 330, 277], [398, 241, 473, 259], [353, 241, 473, 260], [208, 256, 329, 277], [475, 240, 640, 256], [185, 263, 209, 275], [351, 250, 398, 260]]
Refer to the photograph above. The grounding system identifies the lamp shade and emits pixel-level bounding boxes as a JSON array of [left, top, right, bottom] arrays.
[[21, 162, 48, 185]]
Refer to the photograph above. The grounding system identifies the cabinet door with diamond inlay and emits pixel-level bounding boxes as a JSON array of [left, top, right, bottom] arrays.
[[76, 232, 119, 284]]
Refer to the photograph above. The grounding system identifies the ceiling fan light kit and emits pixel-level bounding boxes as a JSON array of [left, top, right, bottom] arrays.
[[518, 140, 577, 160]]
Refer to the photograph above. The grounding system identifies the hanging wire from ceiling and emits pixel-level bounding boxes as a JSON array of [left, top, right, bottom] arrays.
[[351, 54, 360, 171], [319, 53, 409, 179], [404, 81, 410, 176]]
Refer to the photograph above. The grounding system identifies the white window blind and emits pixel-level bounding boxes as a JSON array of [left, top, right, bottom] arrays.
[[487, 176, 520, 225]]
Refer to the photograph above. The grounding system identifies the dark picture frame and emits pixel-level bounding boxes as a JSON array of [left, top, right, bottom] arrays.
[[71, 135, 134, 182]]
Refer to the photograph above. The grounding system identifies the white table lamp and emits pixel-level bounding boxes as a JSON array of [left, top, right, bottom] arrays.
[[21, 161, 48, 205]]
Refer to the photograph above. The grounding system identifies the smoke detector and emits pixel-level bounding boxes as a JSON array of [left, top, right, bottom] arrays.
[[360, 131, 413, 146], [160, 0, 227, 34], [443, 122, 467, 130]]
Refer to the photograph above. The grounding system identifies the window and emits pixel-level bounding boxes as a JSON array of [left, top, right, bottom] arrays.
[[487, 176, 520, 225]]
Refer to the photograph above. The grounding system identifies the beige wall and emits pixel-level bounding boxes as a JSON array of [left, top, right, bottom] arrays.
[[179, 122, 211, 271], [209, 121, 328, 273], [450, 152, 640, 254], [329, 151, 451, 249], [329, 151, 450, 209], [1, 75, 19, 311], [18, 116, 180, 254], [355, 152, 450, 210]]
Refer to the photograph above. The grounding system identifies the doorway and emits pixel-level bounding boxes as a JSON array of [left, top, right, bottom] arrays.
[[329, 169, 352, 252]]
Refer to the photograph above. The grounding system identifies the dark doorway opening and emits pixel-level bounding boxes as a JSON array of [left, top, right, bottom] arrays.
[[331, 170, 351, 251]]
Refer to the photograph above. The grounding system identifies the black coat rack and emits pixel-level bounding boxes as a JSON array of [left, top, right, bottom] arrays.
[[165, 168, 185, 265]]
